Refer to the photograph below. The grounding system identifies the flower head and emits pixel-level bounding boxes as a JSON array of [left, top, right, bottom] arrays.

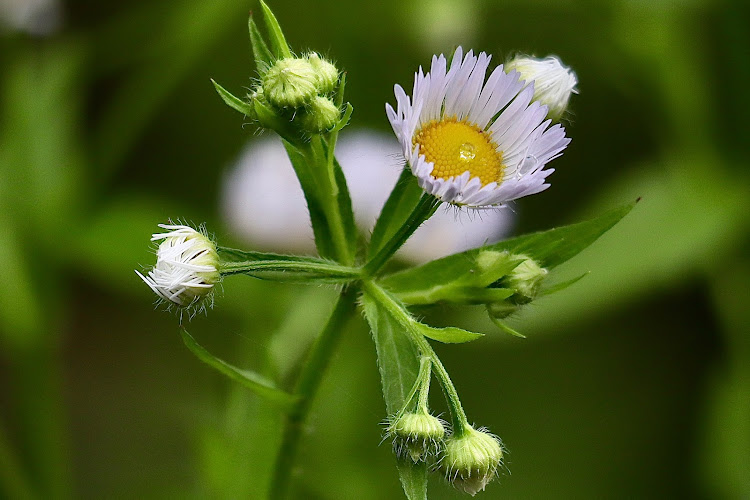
[[136, 224, 220, 313], [386, 47, 570, 207], [441, 425, 504, 496], [505, 55, 577, 120], [387, 410, 446, 462]]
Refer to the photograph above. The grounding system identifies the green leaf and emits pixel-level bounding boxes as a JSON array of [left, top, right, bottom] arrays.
[[332, 154, 359, 262], [248, 15, 273, 69], [381, 201, 637, 300], [211, 79, 254, 116], [282, 140, 336, 259], [180, 329, 297, 410], [258, 0, 292, 59], [413, 323, 484, 344], [395, 460, 428, 500], [368, 169, 424, 258], [361, 293, 427, 500]]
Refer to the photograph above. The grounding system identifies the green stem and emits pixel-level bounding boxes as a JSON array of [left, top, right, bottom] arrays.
[[219, 259, 361, 281], [364, 194, 440, 276], [363, 281, 469, 434], [269, 285, 359, 499]]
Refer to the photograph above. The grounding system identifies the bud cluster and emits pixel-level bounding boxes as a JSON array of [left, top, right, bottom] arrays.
[[252, 52, 342, 134]]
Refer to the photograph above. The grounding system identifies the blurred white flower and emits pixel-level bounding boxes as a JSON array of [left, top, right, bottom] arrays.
[[221, 130, 514, 263], [505, 55, 578, 120], [0, 0, 61, 36]]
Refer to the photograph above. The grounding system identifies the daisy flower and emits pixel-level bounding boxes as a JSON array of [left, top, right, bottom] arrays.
[[386, 47, 571, 207], [136, 224, 220, 311]]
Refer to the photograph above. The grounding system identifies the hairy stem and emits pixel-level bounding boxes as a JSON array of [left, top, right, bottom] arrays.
[[269, 285, 358, 499]]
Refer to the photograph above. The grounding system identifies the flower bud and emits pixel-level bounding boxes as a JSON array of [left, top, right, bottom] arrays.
[[262, 57, 318, 108], [306, 52, 339, 94], [441, 425, 503, 496], [388, 411, 446, 462], [136, 224, 220, 311], [505, 55, 577, 120], [502, 255, 548, 305], [299, 95, 340, 133]]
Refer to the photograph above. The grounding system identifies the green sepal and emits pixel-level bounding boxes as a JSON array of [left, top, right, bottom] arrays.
[[248, 14, 274, 70], [360, 292, 428, 500], [369, 168, 424, 258], [217, 247, 360, 283], [381, 201, 637, 303], [258, 0, 292, 59], [211, 79, 254, 116], [180, 328, 298, 410], [541, 272, 589, 296], [488, 317, 526, 338]]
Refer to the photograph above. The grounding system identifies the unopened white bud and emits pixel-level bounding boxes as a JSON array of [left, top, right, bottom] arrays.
[[136, 224, 219, 311], [505, 55, 577, 120]]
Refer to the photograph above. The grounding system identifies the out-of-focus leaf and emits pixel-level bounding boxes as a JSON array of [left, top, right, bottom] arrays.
[[180, 329, 297, 410], [95, 0, 247, 180], [211, 79, 254, 116], [361, 292, 427, 500], [380, 201, 636, 302]]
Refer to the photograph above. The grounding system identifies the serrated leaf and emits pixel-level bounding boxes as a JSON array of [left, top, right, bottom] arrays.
[[369, 169, 424, 258], [248, 15, 273, 69], [258, 0, 292, 59], [361, 293, 427, 500], [211, 79, 254, 116], [180, 329, 297, 409], [381, 201, 637, 300]]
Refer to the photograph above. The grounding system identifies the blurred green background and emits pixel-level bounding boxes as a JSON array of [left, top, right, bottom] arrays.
[[1, 0, 748, 498]]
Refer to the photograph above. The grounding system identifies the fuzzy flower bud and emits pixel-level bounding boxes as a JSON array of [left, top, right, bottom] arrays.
[[262, 57, 318, 108], [300, 96, 340, 133], [306, 52, 339, 94], [388, 411, 446, 462], [136, 224, 219, 310], [441, 425, 504, 496], [502, 255, 548, 305], [505, 55, 577, 120]]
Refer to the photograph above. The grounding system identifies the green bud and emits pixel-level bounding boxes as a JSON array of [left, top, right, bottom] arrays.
[[388, 411, 446, 462], [299, 96, 340, 133], [502, 255, 548, 305], [262, 57, 318, 108], [441, 425, 504, 496], [306, 52, 340, 94]]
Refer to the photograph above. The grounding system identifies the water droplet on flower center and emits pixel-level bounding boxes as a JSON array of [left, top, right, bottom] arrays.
[[459, 143, 476, 161]]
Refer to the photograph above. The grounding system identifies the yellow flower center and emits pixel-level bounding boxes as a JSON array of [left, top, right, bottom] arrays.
[[413, 118, 504, 186]]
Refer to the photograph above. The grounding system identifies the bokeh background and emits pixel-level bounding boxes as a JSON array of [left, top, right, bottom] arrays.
[[1, 0, 748, 498]]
